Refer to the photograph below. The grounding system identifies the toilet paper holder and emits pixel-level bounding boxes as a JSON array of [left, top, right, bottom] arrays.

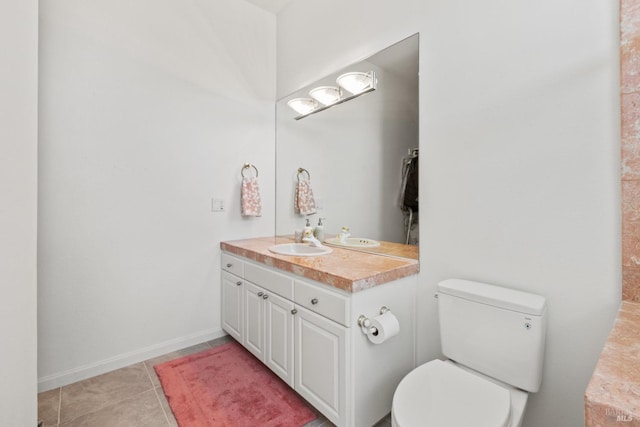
[[357, 306, 390, 336]]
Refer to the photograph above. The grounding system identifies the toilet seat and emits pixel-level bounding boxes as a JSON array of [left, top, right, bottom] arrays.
[[392, 360, 512, 427]]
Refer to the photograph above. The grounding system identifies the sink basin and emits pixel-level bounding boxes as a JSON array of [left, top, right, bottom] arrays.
[[268, 243, 333, 257], [324, 237, 380, 248]]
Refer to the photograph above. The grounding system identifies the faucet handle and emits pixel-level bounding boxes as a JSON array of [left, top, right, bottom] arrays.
[[303, 235, 323, 247]]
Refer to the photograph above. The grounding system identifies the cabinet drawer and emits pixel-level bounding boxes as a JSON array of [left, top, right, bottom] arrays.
[[294, 280, 349, 327], [222, 253, 244, 277], [244, 262, 294, 300]]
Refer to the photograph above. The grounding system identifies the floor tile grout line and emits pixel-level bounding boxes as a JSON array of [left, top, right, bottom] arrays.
[[142, 360, 156, 388], [152, 384, 173, 426], [142, 361, 172, 426], [57, 390, 159, 427], [57, 387, 62, 426], [59, 382, 157, 425]]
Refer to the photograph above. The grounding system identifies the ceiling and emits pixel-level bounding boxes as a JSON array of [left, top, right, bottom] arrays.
[[244, 0, 294, 14]]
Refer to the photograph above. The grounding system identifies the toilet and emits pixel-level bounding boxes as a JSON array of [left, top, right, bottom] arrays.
[[392, 279, 547, 427]]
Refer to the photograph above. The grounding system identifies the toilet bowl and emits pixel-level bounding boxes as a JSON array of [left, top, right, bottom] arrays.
[[392, 360, 528, 427], [391, 279, 547, 427]]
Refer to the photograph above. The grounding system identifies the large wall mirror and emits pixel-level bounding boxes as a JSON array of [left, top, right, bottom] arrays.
[[275, 34, 419, 260]]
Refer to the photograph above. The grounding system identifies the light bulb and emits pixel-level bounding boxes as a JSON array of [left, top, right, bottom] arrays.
[[287, 98, 317, 115], [309, 86, 342, 106]]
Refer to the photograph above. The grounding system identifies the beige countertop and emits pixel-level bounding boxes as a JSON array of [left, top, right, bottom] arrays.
[[220, 236, 419, 293], [325, 237, 419, 260], [585, 300, 640, 426]]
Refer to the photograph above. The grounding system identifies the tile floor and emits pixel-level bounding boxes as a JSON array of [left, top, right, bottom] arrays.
[[38, 336, 392, 427]]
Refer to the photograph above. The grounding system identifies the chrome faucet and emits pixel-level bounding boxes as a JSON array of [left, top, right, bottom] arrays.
[[302, 234, 324, 248], [337, 226, 351, 244]]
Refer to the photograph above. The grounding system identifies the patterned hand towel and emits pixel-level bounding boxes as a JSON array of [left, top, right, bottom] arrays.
[[294, 179, 317, 215], [241, 176, 262, 217]]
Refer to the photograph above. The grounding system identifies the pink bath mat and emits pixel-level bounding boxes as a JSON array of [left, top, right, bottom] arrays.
[[154, 341, 316, 427]]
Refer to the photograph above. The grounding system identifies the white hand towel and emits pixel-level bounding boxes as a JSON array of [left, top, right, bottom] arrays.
[[294, 179, 317, 215], [241, 176, 262, 217]]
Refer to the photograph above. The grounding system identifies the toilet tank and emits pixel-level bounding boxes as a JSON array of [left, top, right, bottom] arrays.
[[437, 279, 547, 392]]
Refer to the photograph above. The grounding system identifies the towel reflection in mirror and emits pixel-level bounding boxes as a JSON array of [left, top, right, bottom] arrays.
[[294, 168, 317, 215]]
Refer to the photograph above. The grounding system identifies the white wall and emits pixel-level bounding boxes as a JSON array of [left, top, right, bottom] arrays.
[[278, 1, 621, 426], [38, 0, 276, 390], [0, 0, 38, 424]]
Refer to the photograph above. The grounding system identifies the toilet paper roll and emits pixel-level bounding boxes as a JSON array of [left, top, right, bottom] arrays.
[[367, 311, 400, 344]]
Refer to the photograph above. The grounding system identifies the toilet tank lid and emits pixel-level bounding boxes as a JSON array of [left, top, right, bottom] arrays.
[[438, 279, 546, 316]]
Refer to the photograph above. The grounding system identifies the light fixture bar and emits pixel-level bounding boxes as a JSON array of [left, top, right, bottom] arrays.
[[290, 71, 377, 120]]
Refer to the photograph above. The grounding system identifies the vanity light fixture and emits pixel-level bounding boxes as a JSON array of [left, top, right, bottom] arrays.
[[288, 71, 377, 120], [309, 86, 342, 106], [337, 71, 376, 95], [287, 98, 318, 115]]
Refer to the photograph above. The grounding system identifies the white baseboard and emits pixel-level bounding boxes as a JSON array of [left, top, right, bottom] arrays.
[[38, 328, 227, 392]]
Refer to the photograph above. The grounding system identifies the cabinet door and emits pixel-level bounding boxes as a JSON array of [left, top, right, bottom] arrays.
[[221, 271, 243, 342], [264, 291, 295, 387], [294, 306, 346, 426], [243, 281, 265, 361]]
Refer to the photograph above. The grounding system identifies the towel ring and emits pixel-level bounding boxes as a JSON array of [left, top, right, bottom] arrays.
[[241, 163, 259, 178], [297, 167, 310, 182]]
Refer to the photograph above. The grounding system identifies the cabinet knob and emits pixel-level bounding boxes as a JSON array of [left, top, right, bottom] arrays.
[[236, 281, 242, 286], [257, 291, 264, 297], [291, 309, 297, 315], [311, 298, 318, 305], [226, 263, 233, 268], [262, 294, 269, 299]]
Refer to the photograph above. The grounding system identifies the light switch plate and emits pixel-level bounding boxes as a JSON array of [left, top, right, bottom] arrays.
[[211, 198, 225, 212]]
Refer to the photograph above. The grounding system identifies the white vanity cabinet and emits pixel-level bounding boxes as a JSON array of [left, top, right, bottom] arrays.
[[244, 280, 295, 386], [264, 290, 295, 386], [222, 254, 296, 387], [220, 251, 416, 427], [221, 254, 244, 342], [293, 277, 350, 423], [294, 304, 347, 424], [243, 280, 266, 360]]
